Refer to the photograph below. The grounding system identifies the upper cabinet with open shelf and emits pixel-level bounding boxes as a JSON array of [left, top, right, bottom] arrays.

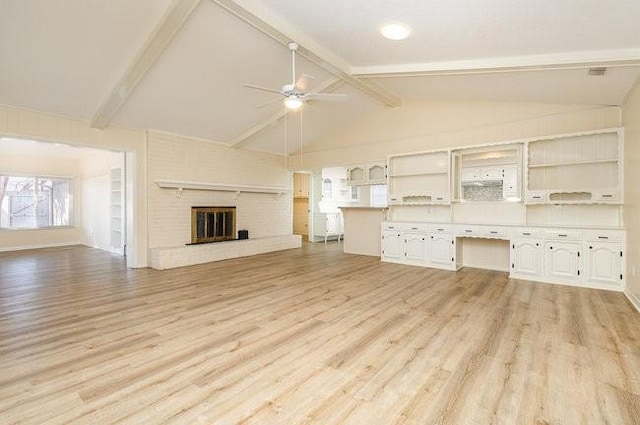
[[525, 129, 623, 204], [387, 151, 450, 205], [452, 144, 523, 203]]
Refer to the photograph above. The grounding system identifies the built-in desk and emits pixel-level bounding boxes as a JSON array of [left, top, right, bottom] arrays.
[[339, 207, 387, 256], [381, 221, 626, 292]]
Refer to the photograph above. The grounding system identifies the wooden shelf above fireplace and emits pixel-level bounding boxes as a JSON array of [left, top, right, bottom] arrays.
[[154, 180, 290, 197]]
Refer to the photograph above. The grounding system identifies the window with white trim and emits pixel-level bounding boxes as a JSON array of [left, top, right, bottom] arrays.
[[0, 175, 73, 229]]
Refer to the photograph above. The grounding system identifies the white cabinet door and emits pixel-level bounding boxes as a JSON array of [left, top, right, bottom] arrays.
[[404, 233, 428, 263], [428, 234, 455, 267], [585, 242, 623, 286], [544, 242, 581, 283], [511, 239, 542, 277], [367, 163, 387, 184], [347, 166, 366, 185], [483, 166, 503, 180], [502, 164, 519, 199], [381, 231, 403, 259]]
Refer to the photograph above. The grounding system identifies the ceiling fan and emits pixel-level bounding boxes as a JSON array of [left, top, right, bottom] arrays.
[[242, 42, 347, 110]]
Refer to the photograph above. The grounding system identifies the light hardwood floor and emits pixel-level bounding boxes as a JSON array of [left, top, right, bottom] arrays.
[[0, 243, 639, 425]]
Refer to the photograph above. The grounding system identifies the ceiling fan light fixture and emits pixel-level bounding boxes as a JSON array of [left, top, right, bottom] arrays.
[[380, 22, 411, 40], [284, 96, 303, 110]]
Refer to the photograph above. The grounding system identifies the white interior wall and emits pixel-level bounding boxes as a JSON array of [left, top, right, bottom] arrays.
[[623, 82, 640, 311], [0, 105, 147, 266], [146, 131, 292, 249], [294, 100, 620, 168]]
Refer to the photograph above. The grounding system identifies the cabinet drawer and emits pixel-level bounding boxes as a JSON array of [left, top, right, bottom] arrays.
[[430, 224, 455, 234], [544, 229, 582, 241], [513, 228, 542, 238], [593, 189, 620, 203], [457, 225, 480, 236], [382, 222, 401, 231], [583, 230, 624, 242], [526, 191, 548, 203], [402, 223, 429, 233], [479, 226, 508, 239]]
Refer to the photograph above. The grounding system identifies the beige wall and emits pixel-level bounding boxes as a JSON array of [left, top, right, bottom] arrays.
[[623, 83, 640, 310], [146, 131, 292, 249], [0, 104, 147, 266], [294, 100, 620, 168], [0, 142, 84, 250]]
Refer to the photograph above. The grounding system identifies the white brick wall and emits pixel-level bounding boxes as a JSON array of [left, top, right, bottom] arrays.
[[147, 131, 294, 249]]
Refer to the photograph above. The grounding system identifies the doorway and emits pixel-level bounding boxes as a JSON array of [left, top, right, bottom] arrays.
[[292, 172, 310, 239]]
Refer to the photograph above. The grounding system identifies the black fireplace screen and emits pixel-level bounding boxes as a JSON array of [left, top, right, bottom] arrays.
[[191, 206, 236, 243]]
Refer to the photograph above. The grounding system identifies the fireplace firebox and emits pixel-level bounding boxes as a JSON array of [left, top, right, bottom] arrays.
[[191, 206, 236, 244]]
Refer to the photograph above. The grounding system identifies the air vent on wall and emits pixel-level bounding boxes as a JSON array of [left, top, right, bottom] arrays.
[[588, 67, 607, 76]]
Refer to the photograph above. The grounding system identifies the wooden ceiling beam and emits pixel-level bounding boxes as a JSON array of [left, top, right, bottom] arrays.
[[210, 0, 402, 108], [90, 0, 203, 129]]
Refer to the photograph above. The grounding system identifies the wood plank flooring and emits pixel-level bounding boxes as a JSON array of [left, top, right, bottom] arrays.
[[0, 243, 639, 424]]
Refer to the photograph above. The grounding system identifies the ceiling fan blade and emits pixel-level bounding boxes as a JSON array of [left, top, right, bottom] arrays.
[[254, 97, 284, 109], [304, 93, 348, 102], [242, 84, 283, 95], [295, 73, 315, 91]]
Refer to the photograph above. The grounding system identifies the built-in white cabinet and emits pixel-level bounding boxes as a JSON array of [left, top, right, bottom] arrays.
[[381, 223, 457, 270], [388, 151, 450, 205], [382, 221, 625, 291], [584, 242, 623, 287], [511, 238, 542, 277], [347, 162, 387, 186], [428, 233, 456, 268], [293, 172, 309, 198], [381, 229, 403, 259], [404, 233, 428, 263], [544, 241, 582, 284], [525, 129, 623, 205]]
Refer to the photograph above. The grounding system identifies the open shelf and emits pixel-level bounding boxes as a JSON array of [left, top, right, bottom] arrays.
[[155, 180, 289, 195]]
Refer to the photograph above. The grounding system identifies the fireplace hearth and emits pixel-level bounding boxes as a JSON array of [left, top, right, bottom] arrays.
[[190, 206, 236, 244]]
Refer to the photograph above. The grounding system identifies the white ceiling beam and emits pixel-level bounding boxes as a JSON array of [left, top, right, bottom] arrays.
[[352, 49, 640, 78], [230, 79, 343, 149], [91, 0, 203, 129], [209, 0, 402, 108]]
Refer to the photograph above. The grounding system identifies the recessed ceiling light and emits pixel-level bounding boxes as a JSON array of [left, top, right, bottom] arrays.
[[380, 22, 411, 41]]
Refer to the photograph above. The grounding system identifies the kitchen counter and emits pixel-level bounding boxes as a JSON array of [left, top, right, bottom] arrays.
[[339, 207, 387, 256]]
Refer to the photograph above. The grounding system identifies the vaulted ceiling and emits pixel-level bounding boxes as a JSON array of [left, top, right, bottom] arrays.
[[1, 0, 639, 155]]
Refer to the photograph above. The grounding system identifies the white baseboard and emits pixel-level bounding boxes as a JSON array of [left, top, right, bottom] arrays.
[[0, 241, 83, 252], [625, 288, 640, 313]]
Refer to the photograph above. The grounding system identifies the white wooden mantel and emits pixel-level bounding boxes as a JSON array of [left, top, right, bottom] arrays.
[[154, 179, 290, 198]]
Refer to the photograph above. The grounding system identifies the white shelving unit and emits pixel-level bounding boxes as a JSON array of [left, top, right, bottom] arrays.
[[379, 128, 626, 292], [110, 167, 124, 254], [387, 150, 450, 206], [525, 129, 623, 204]]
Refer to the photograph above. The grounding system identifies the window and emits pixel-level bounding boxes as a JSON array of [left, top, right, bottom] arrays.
[[370, 184, 388, 207], [350, 186, 359, 201], [0, 175, 73, 229], [322, 178, 333, 199]]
